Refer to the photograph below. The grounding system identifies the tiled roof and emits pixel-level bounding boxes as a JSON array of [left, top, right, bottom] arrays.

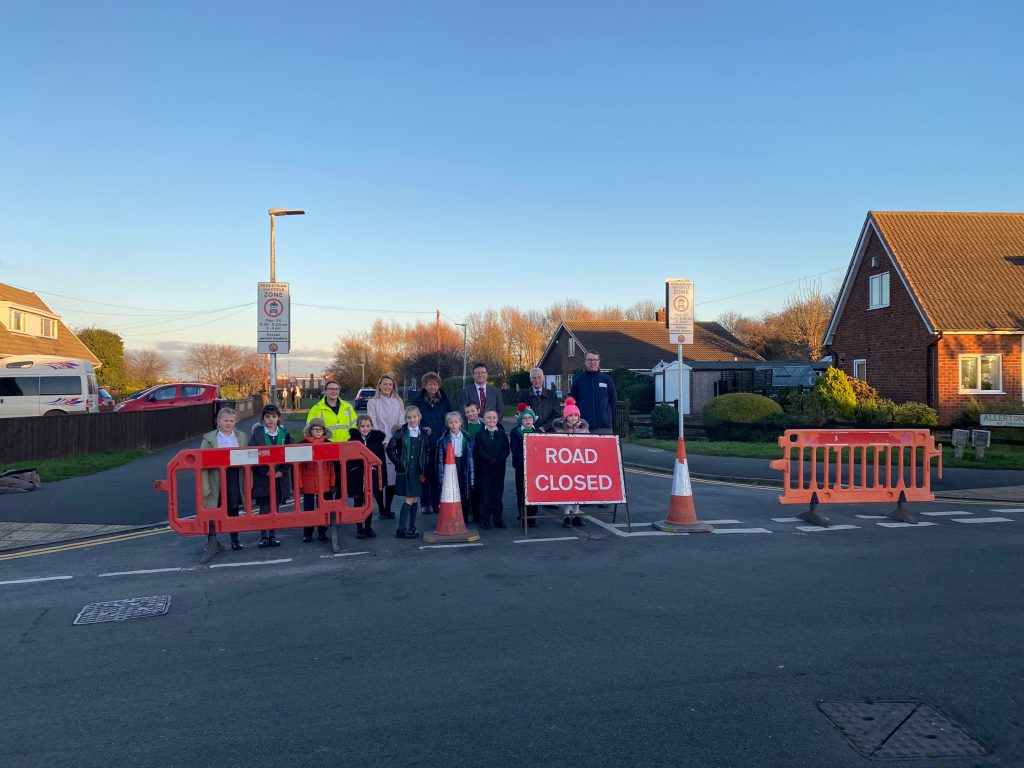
[[564, 320, 763, 369], [871, 211, 1024, 330], [0, 283, 101, 364]]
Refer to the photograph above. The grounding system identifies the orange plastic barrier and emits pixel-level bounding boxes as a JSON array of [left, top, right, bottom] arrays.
[[155, 441, 382, 557], [769, 429, 942, 526]]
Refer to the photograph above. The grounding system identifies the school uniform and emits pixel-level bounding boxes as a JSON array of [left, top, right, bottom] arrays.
[[250, 425, 293, 544], [347, 427, 387, 537], [510, 425, 539, 526], [472, 426, 509, 528], [436, 429, 475, 521], [386, 424, 432, 537]]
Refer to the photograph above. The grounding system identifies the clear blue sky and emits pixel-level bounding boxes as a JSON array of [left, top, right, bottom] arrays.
[[2, 1, 1022, 373]]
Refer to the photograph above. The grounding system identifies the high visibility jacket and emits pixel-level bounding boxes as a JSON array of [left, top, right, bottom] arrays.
[[306, 397, 358, 442]]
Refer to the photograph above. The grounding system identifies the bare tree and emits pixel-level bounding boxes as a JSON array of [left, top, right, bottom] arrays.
[[624, 299, 661, 321], [183, 344, 244, 383], [124, 348, 169, 387]]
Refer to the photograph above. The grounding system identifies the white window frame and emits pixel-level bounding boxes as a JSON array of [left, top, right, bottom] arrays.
[[868, 272, 890, 309], [959, 354, 1003, 394], [10, 310, 28, 333], [40, 317, 58, 339], [568, 337, 576, 357], [852, 359, 867, 382]]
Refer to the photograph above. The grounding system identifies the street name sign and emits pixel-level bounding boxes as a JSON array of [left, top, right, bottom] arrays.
[[980, 413, 1024, 428], [257, 281, 290, 354], [665, 278, 694, 345]]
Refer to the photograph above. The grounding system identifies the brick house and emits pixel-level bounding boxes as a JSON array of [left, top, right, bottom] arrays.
[[0, 282, 100, 365], [824, 212, 1024, 425]]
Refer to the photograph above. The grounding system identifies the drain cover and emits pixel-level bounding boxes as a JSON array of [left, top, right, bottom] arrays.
[[819, 701, 990, 759], [74, 595, 171, 625]]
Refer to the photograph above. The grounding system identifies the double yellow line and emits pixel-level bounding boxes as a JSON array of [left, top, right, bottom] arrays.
[[0, 527, 171, 561]]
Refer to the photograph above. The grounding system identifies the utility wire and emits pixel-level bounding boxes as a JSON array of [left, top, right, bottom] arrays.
[[696, 265, 846, 306]]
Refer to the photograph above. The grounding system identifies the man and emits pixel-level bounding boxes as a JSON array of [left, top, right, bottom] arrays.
[[570, 351, 617, 435], [306, 381, 357, 442], [458, 362, 504, 421], [517, 367, 559, 432]]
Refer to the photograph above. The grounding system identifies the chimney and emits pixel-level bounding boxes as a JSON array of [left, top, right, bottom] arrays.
[[655, 308, 666, 322]]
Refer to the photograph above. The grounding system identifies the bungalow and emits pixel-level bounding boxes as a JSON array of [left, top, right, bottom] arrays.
[[0, 282, 100, 365], [824, 212, 1024, 425]]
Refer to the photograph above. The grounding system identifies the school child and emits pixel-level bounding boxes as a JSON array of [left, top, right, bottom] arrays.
[[386, 406, 432, 539], [462, 402, 486, 521], [250, 404, 294, 547], [435, 411, 474, 522], [200, 407, 249, 553], [510, 404, 539, 527], [299, 418, 334, 543], [472, 409, 510, 529], [347, 415, 387, 539], [551, 397, 590, 528]]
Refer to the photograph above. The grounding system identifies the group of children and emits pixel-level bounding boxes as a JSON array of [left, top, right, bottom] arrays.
[[201, 393, 595, 552]]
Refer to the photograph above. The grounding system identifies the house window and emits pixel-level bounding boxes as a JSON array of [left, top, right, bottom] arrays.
[[40, 317, 57, 338], [869, 273, 889, 309], [853, 359, 867, 381], [870, 253, 880, 268], [568, 337, 576, 357], [10, 310, 28, 333], [959, 354, 1002, 393]]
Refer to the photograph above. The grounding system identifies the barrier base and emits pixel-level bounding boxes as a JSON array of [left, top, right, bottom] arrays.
[[422, 528, 481, 544], [887, 496, 916, 524], [652, 519, 713, 533], [199, 535, 221, 564], [798, 508, 832, 528], [330, 524, 342, 554]]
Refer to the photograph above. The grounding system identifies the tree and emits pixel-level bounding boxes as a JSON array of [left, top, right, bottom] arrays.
[[716, 282, 835, 360], [327, 332, 373, 392], [77, 327, 127, 391], [183, 344, 245, 384], [124, 348, 169, 389], [624, 299, 661, 321]]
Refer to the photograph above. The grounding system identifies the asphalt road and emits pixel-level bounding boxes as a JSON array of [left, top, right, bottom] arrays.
[[1, 473, 1022, 768]]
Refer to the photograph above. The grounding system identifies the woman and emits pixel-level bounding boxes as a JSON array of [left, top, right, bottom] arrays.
[[366, 373, 403, 519]]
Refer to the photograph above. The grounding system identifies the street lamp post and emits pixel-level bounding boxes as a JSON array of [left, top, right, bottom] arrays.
[[267, 207, 304, 406], [360, 363, 365, 389]]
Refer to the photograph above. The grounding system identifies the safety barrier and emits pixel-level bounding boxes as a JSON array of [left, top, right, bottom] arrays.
[[155, 441, 382, 560], [769, 429, 943, 526]]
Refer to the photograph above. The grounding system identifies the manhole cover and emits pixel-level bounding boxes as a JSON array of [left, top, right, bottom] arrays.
[[74, 595, 171, 625], [819, 701, 990, 759]]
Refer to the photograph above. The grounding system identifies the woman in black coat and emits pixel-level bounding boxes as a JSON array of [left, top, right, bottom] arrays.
[[347, 416, 387, 539]]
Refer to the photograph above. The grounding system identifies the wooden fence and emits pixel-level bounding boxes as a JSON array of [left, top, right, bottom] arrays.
[[0, 396, 258, 464]]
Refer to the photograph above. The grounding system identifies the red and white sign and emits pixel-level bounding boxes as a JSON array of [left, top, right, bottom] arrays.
[[257, 281, 290, 354], [523, 434, 626, 505]]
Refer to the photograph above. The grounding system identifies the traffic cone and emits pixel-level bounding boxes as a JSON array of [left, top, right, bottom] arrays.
[[653, 437, 713, 533], [422, 442, 481, 544]]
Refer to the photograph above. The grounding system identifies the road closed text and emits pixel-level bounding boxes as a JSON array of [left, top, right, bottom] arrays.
[[524, 435, 625, 505]]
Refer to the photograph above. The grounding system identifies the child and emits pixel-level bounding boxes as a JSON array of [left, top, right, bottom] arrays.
[[472, 409, 509, 529], [551, 397, 590, 528], [385, 405, 431, 539], [435, 411, 474, 522], [299, 418, 334, 543], [463, 401, 485, 521], [250, 404, 294, 547], [200, 407, 249, 553], [510, 404, 539, 528], [347, 415, 387, 539]]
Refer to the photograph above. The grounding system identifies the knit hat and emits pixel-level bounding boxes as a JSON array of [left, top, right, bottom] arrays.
[[516, 402, 536, 426], [304, 417, 327, 435], [562, 397, 581, 418]]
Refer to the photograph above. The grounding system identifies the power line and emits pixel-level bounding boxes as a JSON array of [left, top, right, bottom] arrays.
[[122, 305, 253, 338], [696, 266, 846, 306], [293, 302, 435, 314]]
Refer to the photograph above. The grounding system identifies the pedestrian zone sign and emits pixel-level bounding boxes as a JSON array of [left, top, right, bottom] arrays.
[[665, 278, 694, 345], [523, 434, 626, 505], [257, 282, 290, 354]]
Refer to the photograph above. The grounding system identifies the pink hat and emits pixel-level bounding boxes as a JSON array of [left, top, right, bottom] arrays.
[[562, 397, 581, 418]]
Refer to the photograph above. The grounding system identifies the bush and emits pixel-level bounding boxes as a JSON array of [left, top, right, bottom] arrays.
[[853, 397, 898, 424], [506, 370, 531, 391], [848, 377, 879, 402], [811, 367, 856, 420], [651, 403, 679, 438], [704, 393, 783, 426], [893, 402, 938, 426], [623, 380, 654, 407]]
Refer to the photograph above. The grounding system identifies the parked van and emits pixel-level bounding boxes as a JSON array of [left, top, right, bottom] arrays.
[[0, 356, 100, 417]]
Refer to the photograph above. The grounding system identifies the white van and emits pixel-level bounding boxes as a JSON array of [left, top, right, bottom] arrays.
[[0, 356, 100, 417]]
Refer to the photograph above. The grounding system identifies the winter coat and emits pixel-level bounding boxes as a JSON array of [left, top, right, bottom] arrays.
[[517, 387, 560, 432], [551, 417, 591, 435], [435, 429, 475, 490], [200, 428, 250, 508], [472, 427, 509, 477], [346, 427, 387, 498], [386, 424, 432, 476], [249, 425, 294, 500], [569, 370, 617, 430], [298, 435, 335, 497], [409, 390, 452, 445], [510, 426, 540, 470], [367, 395, 404, 485], [306, 396, 358, 442]]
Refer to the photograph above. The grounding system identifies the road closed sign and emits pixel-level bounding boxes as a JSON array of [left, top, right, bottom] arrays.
[[257, 281, 290, 354], [523, 434, 626, 505]]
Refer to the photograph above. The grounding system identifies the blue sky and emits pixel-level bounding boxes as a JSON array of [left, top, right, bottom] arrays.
[[2, 1, 1022, 373]]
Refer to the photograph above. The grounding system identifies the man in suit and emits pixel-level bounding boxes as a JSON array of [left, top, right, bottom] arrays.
[[458, 362, 504, 422], [517, 367, 559, 432]]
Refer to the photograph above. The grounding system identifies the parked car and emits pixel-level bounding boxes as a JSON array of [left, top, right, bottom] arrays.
[[114, 383, 219, 413], [353, 388, 376, 410], [97, 387, 115, 412]]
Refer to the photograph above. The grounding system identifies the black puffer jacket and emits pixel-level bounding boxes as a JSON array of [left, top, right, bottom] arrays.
[[386, 424, 432, 475]]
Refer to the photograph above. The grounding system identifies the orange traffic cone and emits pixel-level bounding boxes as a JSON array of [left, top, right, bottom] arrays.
[[422, 442, 481, 544], [653, 437, 713, 533]]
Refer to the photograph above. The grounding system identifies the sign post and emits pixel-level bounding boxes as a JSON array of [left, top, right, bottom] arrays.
[[665, 279, 694, 437], [258, 282, 290, 405]]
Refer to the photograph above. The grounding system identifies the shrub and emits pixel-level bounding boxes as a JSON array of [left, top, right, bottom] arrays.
[[623, 380, 654, 407], [704, 392, 783, 426], [853, 397, 898, 424], [893, 401, 938, 426], [506, 370, 531, 391], [811, 367, 856, 420], [848, 377, 879, 402], [651, 403, 679, 437]]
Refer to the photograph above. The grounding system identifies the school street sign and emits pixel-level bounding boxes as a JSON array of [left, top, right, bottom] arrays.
[[665, 278, 694, 345], [257, 281, 290, 354]]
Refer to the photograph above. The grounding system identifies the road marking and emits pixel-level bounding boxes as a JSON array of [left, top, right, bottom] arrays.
[[711, 528, 771, 534], [990, 508, 1022, 513], [611, 522, 652, 527], [419, 543, 483, 550], [99, 567, 183, 577], [876, 521, 939, 528], [855, 515, 887, 519], [772, 517, 802, 523], [922, 511, 970, 517], [0, 527, 170, 561], [0, 575, 74, 586], [513, 537, 579, 544], [703, 519, 743, 525], [320, 551, 370, 558], [209, 558, 293, 568], [620, 530, 680, 537], [952, 517, 1013, 525], [582, 516, 627, 537], [796, 524, 860, 532]]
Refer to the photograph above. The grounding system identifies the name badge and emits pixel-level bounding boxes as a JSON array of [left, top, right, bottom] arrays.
[[599, 382, 608, 388]]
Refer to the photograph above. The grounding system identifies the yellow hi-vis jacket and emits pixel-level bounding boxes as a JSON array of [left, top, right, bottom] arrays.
[[306, 397, 358, 442]]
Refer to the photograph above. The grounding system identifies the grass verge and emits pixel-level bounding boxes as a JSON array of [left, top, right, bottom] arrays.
[[5, 450, 152, 483]]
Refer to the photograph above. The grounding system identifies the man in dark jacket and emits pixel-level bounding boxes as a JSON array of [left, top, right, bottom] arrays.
[[410, 371, 452, 514], [517, 367, 559, 432], [569, 351, 617, 434]]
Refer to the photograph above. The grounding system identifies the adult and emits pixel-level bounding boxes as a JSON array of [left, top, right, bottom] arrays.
[[458, 362, 504, 421], [366, 373, 404, 519], [410, 371, 453, 514], [517, 367, 559, 432], [292, 385, 302, 411], [200, 407, 250, 555], [306, 381, 357, 442], [569, 350, 617, 435]]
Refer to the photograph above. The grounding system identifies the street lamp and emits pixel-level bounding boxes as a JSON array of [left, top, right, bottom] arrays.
[[454, 322, 468, 385], [268, 207, 304, 405]]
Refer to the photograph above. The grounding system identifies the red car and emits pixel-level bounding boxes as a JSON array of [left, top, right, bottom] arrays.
[[115, 383, 220, 412]]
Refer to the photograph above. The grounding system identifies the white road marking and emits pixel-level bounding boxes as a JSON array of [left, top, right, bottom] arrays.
[[320, 551, 370, 558], [209, 558, 293, 568], [854, 515, 887, 519], [796, 525, 860, 532], [583, 516, 628, 537], [922, 511, 970, 517], [952, 517, 1014, 525], [611, 522, 652, 527], [703, 519, 743, 525], [990, 508, 1023, 513], [876, 521, 939, 528], [513, 537, 579, 544], [99, 568, 182, 577], [0, 575, 73, 586], [419, 543, 484, 549], [772, 517, 803, 523], [711, 528, 772, 534]]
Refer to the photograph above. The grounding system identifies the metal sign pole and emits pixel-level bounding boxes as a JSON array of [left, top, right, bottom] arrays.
[[678, 344, 684, 438]]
